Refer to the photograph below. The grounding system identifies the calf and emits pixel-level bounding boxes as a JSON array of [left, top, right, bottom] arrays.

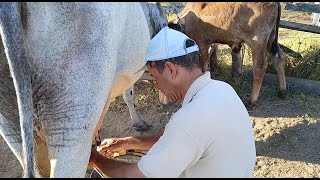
[[168, 2, 286, 108]]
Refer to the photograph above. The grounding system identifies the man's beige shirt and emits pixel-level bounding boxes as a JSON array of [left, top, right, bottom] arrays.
[[138, 72, 256, 178]]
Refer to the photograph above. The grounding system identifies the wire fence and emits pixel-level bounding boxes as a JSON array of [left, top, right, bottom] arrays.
[[279, 36, 320, 56], [216, 35, 320, 81]]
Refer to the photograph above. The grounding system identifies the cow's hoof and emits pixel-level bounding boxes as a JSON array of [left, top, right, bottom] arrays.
[[244, 101, 257, 111], [133, 121, 150, 131], [278, 90, 286, 99]]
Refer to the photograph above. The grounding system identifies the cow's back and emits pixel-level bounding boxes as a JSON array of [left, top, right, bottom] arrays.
[[180, 2, 279, 45]]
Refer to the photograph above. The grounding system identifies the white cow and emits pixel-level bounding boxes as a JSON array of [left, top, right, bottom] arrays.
[[0, 2, 167, 178]]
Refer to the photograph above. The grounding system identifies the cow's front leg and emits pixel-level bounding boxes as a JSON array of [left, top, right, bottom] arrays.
[[230, 43, 244, 85], [123, 85, 149, 131], [248, 44, 268, 109], [231, 44, 243, 79], [208, 44, 218, 78]]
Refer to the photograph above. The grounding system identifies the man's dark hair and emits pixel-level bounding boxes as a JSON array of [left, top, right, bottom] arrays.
[[147, 39, 201, 73]]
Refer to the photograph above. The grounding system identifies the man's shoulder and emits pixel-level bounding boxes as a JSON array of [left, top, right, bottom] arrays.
[[170, 97, 214, 126], [207, 79, 233, 90], [199, 79, 238, 100], [185, 79, 245, 117]]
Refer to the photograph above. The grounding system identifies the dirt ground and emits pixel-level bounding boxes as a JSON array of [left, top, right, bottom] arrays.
[[0, 78, 319, 178]]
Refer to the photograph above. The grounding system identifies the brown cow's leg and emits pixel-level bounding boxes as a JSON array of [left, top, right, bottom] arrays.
[[249, 45, 268, 108], [208, 44, 218, 78], [231, 44, 243, 83], [267, 25, 287, 99], [271, 48, 286, 98], [199, 43, 210, 73]]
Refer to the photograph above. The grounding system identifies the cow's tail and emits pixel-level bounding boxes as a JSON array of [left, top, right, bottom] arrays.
[[0, 3, 35, 178], [270, 2, 281, 56]]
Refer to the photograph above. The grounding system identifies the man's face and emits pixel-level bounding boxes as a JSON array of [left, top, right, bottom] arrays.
[[147, 62, 180, 102]]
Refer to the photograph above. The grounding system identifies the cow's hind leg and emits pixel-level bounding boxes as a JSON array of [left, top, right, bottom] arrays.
[[39, 77, 115, 177], [268, 28, 287, 99], [0, 116, 46, 178], [0, 56, 29, 177], [0, 115, 24, 169], [270, 46, 286, 98], [123, 85, 149, 131]]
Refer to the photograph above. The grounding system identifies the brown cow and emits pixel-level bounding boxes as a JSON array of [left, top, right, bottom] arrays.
[[168, 2, 286, 108]]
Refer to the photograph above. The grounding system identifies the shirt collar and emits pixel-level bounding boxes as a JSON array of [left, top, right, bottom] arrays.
[[182, 71, 212, 106]]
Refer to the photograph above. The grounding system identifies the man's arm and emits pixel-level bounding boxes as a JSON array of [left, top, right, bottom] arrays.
[[98, 133, 162, 156], [122, 133, 162, 150], [90, 146, 146, 178]]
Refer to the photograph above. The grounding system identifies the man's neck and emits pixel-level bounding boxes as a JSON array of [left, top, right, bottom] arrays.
[[178, 68, 203, 102]]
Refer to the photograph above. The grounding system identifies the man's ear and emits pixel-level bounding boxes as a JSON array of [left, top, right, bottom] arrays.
[[164, 61, 178, 79]]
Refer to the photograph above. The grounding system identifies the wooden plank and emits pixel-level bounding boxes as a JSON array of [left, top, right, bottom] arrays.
[[246, 71, 320, 96], [279, 20, 320, 34], [285, 3, 320, 13]]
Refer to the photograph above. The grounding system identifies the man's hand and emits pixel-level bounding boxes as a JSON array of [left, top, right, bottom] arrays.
[[97, 137, 130, 158], [97, 134, 162, 158], [89, 143, 146, 178]]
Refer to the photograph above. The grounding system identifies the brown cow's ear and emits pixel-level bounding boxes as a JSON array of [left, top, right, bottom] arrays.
[[168, 22, 179, 30], [168, 21, 185, 33]]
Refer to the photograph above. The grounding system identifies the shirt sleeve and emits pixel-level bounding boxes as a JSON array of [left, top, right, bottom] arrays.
[[137, 120, 202, 178]]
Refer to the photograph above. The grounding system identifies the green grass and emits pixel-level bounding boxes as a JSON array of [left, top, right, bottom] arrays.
[[213, 29, 320, 81]]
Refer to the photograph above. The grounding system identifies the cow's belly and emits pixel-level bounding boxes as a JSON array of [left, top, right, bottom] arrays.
[[109, 70, 144, 101]]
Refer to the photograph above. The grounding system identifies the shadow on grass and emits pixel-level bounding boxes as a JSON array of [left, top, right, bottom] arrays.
[[255, 121, 320, 164]]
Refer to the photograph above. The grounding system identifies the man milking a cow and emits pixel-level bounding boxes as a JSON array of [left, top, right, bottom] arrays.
[[89, 26, 256, 178]]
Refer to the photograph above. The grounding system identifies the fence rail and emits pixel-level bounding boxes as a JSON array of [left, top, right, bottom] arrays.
[[279, 20, 320, 34], [280, 3, 320, 34], [285, 3, 320, 13]]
